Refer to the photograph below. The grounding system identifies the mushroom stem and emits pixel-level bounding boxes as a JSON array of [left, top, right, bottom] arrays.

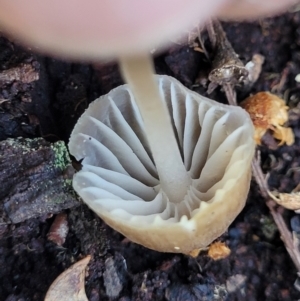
[[119, 54, 191, 203]]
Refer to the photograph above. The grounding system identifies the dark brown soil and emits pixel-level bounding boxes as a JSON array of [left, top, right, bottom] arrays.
[[1, 11, 300, 301]]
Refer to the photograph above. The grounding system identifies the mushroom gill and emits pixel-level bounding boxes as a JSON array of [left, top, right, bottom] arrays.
[[69, 58, 255, 254]]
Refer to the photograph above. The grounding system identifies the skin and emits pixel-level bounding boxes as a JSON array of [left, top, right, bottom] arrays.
[[0, 0, 297, 59]]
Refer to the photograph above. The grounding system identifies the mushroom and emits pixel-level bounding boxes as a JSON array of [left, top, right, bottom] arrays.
[[69, 55, 255, 254]]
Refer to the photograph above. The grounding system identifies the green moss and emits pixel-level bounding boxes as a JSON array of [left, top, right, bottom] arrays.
[[51, 141, 72, 170], [64, 179, 73, 186]]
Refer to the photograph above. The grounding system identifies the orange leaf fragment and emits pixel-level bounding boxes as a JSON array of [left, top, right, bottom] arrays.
[[189, 248, 202, 258], [240, 92, 294, 146], [208, 242, 231, 260], [45, 255, 91, 301]]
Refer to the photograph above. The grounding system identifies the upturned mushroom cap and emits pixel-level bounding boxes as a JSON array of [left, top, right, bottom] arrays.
[[69, 75, 255, 254]]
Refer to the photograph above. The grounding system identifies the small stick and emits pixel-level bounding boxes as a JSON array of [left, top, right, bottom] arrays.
[[252, 154, 300, 272], [196, 26, 210, 60], [223, 84, 237, 106]]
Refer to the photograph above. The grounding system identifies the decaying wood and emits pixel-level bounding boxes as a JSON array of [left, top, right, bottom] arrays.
[[0, 63, 39, 86], [0, 138, 79, 223]]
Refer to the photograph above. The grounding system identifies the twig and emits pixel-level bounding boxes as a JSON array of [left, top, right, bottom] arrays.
[[251, 156, 269, 199], [251, 154, 300, 272], [271, 63, 291, 93], [196, 27, 210, 61], [223, 84, 237, 106]]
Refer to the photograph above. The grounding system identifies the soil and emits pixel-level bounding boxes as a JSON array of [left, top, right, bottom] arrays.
[[1, 11, 300, 301]]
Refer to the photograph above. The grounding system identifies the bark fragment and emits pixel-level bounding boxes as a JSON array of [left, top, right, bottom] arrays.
[[0, 138, 79, 223], [0, 63, 39, 86]]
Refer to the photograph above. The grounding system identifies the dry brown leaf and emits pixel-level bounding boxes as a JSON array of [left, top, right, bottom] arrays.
[[240, 92, 294, 146], [268, 190, 300, 211], [45, 255, 91, 301], [208, 242, 231, 260]]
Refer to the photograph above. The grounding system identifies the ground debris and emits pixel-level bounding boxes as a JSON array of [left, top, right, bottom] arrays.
[[268, 190, 300, 211], [165, 282, 227, 301], [241, 91, 294, 146], [103, 254, 127, 298], [207, 20, 248, 93], [45, 255, 91, 301], [47, 213, 69, 246], [291, 215, 300, 234], [226, 274, 247, 294], [132, 270, 170, 301], [189, 248, 202, 258], [244, 54, 265, 87], [0, 63, 39, 86], [208, 242, 231, 261], [68, 206, 109, 257], [165, 45, 202, 86], [0, 138, 79, 223]]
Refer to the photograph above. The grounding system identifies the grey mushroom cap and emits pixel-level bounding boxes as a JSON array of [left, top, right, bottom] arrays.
[[69, 75, 255, 254]]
